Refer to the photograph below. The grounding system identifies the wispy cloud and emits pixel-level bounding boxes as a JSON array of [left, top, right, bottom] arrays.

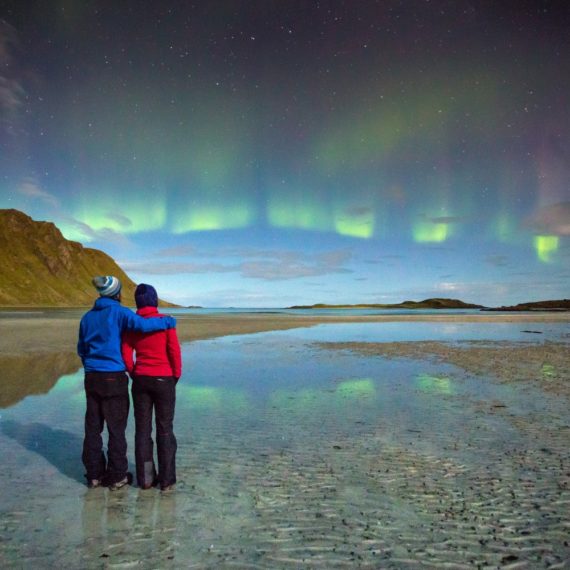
[[156, 244, 198, 257], [484, 254, 509, 267], [0, 76, 23, 115], [240, 252, 352, 280], [60, 217, 132, 246], [187, 288, 302, 307], [427, 215, 466, 224], [17, 178, 59, 207], [122, 261, 239, 275], [344, 205, 373, 217], [525, 202, 570, 236], [124, 249, 353, 281], [0, 21, 24, 130], [365, 254, 404, 264], [105, 212, 133, 229]]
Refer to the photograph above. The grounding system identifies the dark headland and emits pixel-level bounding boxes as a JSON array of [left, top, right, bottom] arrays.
[[289, 298, 570, 311], [482, 299, 570, 312], [289, 298, 485, 310]]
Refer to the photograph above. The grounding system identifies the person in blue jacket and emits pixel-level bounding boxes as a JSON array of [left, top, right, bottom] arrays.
[[78, 275, 176, 490]]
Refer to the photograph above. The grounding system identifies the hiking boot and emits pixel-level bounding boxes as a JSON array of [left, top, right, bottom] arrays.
[[109, 472, 133, 491], [141, 478, 159, 490]]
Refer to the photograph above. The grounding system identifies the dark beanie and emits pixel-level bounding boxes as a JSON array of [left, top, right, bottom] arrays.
[[135, 283, 158, 308]]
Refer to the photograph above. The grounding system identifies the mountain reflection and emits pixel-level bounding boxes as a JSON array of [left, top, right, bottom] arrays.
[[0, 352, 81, 408]]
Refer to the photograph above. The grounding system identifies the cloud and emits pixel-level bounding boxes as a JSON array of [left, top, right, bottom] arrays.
[[105, 212, 133, 229], [343, 205, 373, 217], [484, 254, 509, 267], [156, 244, 198, 257], [122, 261, 238, 275], [240, 249, 352, 280], [241, 260, 351, 281], [419, 212, 466, 225], [61, 217, 132, 246], [0, 76, 23, 115], [427, 215, 465, 224], [525, 202, 570, 236], [187, 288, 302, 308], [437, 282, 461, 292], [365, 254, 404, 264], [0, 21, 24, 130], [156, 245, 352, 265], [124, 249, 353, 281], [18, 178, 59, 207]]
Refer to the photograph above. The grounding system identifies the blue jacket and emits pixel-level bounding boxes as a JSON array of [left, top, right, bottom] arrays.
[[77, 297, 176, 372]]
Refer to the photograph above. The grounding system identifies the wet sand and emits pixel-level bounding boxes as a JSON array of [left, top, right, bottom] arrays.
[[315, 339, 570, 399]]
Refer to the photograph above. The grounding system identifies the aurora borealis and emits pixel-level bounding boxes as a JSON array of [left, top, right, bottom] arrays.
[[1, 1, 568, 306]]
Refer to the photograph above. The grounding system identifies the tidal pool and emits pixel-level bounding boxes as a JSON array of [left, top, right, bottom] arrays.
[[0, 323, 569, 568]]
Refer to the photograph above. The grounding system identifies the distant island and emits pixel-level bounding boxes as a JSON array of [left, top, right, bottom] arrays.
[[289, 298, 485, 310], [482, 299, 570, 312]]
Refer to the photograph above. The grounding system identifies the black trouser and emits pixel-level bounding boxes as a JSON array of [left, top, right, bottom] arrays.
[[82, 372, 129, 484], [132, 375, 177, 488]]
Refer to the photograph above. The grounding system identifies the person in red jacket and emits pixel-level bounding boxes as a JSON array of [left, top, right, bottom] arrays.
[[121, 284, 182, 491]]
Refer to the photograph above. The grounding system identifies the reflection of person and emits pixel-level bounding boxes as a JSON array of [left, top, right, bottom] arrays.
[[121, 284, 181, 492], [78, 276, 176, 490]]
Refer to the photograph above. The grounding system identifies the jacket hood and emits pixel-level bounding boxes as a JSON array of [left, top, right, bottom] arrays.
[[136, 306, 159, 316], [93, 296, 120, 310]]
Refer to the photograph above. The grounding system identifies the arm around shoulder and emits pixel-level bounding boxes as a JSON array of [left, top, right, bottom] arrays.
[[120, 306, 176, 333]]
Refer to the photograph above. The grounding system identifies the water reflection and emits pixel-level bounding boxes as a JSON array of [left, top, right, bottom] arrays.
[[177, 385, 250, 413], [542, 363, 556, 378], [0, 352, 80, 408], [416, 373, 454, 395], [336, 377, 375, 397], [79, 489, 180, 565]]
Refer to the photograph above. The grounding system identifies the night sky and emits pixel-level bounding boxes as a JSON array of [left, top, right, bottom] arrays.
[[1, 1, 569, 307]]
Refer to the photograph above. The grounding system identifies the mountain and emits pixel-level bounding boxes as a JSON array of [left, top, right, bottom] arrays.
[[289, 298, 485, 309], [0, 209, 174, 307], [483, 299, 570, 312]]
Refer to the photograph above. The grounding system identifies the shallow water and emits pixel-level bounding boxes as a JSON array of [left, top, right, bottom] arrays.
[[252, 320, 570, 343], [1, 323, 569, 568]]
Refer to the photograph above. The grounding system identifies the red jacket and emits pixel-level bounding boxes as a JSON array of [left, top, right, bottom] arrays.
[[121, 307, 182, 378]]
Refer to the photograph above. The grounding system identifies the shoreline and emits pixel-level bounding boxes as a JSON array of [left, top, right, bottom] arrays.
[[1, 311, 569, 356]]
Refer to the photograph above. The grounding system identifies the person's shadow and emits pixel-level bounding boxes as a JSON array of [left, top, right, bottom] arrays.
[[1, 420, 85, 483]]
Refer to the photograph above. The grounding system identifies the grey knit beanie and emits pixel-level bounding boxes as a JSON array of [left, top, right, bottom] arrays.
[[92, 275, 122, 297]]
